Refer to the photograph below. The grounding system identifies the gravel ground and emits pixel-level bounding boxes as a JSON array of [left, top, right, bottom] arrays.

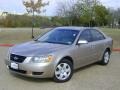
[[0, 47, 120, 90]]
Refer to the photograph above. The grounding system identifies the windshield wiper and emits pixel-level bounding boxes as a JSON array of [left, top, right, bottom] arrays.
[[44, 41, 70, 45], [35, 40, 70, 45]]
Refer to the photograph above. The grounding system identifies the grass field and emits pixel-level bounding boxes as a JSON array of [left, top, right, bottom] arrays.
[[0, 28, 49, 44], [0, 28, 120, 48]]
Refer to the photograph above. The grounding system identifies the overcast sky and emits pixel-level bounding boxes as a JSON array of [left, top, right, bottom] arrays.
[[0, 0, 120, 16]]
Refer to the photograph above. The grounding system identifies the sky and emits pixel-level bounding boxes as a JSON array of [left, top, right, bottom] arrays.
[[0, 0, 120, 16]]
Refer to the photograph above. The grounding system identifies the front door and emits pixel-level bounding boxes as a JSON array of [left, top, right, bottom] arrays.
[[74, 29, 95, 69]]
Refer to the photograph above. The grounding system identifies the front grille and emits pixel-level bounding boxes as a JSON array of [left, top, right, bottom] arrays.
[[10, 54, 26, 63], [9, 67, 26, 74]]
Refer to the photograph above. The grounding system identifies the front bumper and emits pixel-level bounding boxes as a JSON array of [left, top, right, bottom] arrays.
[[5, 59, 55, 78]]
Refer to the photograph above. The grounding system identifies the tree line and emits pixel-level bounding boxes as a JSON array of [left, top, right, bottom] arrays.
[[56, 0, 120, 27], [0, 14, 65, 27]]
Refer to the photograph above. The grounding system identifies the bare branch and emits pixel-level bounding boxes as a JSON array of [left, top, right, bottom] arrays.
[[23, 0, 49, 14]]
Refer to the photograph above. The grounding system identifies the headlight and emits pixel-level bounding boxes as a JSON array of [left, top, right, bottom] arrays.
[[31, 55, 53, 63]]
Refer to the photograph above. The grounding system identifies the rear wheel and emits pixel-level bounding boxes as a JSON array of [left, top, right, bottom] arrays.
[[100, 50, 110, 65], [53, 59, 73, 82]]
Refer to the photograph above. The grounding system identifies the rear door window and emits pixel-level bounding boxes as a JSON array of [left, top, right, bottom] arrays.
[[90, 29, 105, 41]]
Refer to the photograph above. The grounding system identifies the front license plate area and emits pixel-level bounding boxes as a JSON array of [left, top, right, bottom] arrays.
[[11, 62, 18, 69]]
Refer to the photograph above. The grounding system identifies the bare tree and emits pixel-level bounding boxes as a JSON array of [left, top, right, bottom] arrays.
[[56, 0, 100, 26], [108, 8, 120, 28], [56, 0, 78, 25], [75, 0, 100, 26], [23, 0, 49, 38], [23, 0, 49, 14]]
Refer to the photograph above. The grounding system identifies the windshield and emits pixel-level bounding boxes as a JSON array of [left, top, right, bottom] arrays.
[[36, 29, 79, 45]]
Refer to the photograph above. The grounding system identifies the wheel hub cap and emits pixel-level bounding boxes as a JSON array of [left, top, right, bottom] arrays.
[[104, 52, 110, 63], [55, 63, 71, 80]]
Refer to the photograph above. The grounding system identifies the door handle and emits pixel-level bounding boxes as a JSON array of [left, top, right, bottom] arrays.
[[91, 45, 96, 49]]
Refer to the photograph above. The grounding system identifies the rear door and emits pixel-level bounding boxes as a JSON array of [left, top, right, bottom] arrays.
[[90, 29, 106, 61]]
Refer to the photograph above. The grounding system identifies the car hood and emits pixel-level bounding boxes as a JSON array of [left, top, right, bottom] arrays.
[[10, 41, 70, 56]]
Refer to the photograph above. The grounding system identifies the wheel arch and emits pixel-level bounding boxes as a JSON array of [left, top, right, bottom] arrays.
[[62, 56, 74, 65], [57, 56, 74, 67], [105, 47, 111, 54]]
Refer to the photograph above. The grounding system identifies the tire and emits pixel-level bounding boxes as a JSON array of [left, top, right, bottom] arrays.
[[53, 59, 73, 83], [100, 50, 110, 65]]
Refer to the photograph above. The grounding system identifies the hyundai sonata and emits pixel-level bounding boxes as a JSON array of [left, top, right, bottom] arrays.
[[5, 27, 113, 82]]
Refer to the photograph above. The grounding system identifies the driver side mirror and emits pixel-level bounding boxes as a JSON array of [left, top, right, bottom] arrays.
[[77, 40, 88, 45]]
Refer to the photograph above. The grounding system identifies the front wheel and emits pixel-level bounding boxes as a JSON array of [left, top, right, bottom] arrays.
[[100, 50, 110, 65], [53, 59, 73, 82]]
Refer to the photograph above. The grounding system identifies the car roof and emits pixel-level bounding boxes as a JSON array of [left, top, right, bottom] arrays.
[[55, 26, 97, 31]]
